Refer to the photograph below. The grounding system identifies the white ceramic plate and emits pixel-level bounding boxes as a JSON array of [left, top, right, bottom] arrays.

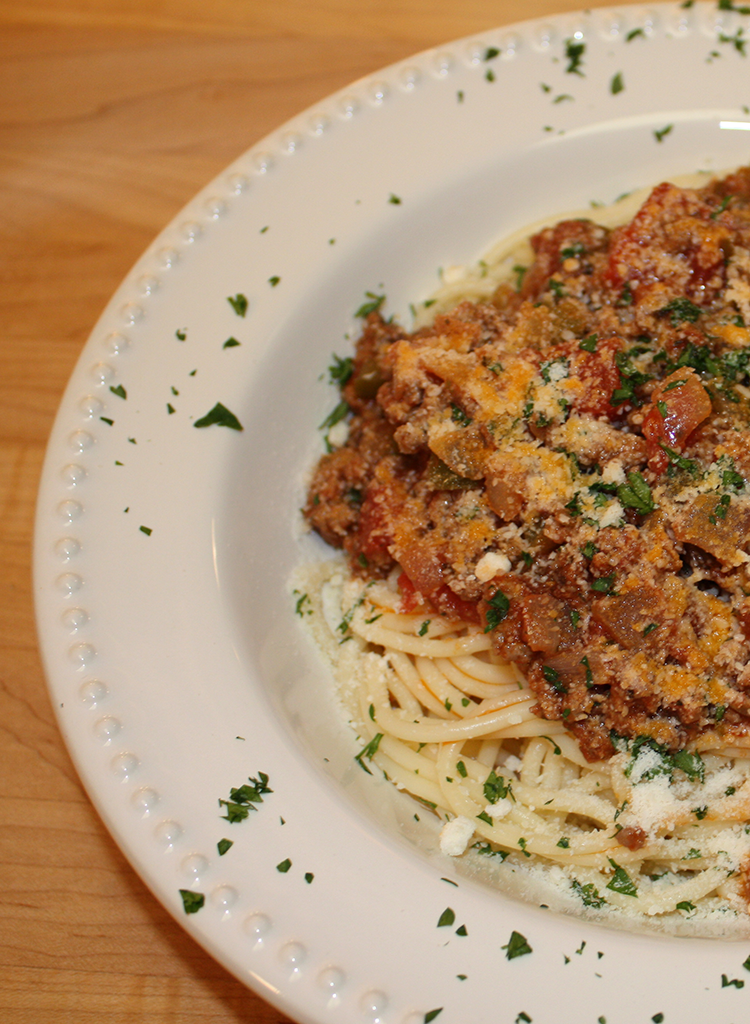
[[34, 4, 750, 1022]]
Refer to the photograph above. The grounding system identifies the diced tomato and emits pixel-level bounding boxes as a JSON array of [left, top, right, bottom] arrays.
[[397, 572, 425, 613], [604, 181, 729, 302], [641, 367, 712, 473], [353, 485, 396, 566], [398, 539, 445, 596], [569, 337, 624, 420], [432, 585, 481, 624]]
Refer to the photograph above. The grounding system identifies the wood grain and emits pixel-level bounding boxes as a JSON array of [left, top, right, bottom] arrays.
[[0, 2, 609, 1020]]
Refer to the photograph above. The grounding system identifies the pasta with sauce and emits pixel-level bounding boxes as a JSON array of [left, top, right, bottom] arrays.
[[297, 165, 750, 934]]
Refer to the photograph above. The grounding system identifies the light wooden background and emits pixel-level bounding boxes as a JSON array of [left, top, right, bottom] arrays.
[[0, 1, 614, 1021]]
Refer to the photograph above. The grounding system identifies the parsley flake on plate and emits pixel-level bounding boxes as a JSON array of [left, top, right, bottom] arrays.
[[502, 930, 533, 959], [194, 402, 243, 431], [179, 889, 205, 914], [218, 772, 272, 823], [227, 293, 248, 316]]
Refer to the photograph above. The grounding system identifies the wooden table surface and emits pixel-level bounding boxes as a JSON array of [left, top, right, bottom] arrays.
[[0, 1, 614, 1020]]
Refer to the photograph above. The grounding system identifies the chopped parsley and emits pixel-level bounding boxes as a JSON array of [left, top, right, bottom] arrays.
[[610, 72, 624, 94], [437, 907, 455, 927], [194, 402, 244, 431], [710, 493, 731, 524], [502, 930, 533, 959], [624, 736, 705, 784], [219, 772, 272, 823], [542, 665, 567, 694], [227, 293, 248, 316], [591, 574, 616, 594], [484, 589, 510, 632], [179, 889, 205, 914], [616, 471, 656, 514], [328, 353, 354, 387], [355, 291, 386, 317], [483, 769, 514, 803], [217, 838, 233, 856], [276, 858, 292, 873], [605, 859, 638, 897], [564, 38, 585, 75], [319, 400, 349, 432], [110, 384, 127, 399], [571, 878, 607, 908], [451, 404, 472, 427], [354, 733, 383, 774], [722, 974, 745, 989], [658, 297, 703, 326]]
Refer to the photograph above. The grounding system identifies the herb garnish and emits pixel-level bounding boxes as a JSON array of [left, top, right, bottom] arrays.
[[564, 38, 586, 75], [437, 907, 456, 927], [722, 974, 745, 989], [606, 858, 638, 896], [219, 772, 272, 823], [355, 291, 386, 317], [217, 838, 233, 856], [354, 733, 383, 774], [179, 889, 205, 914], [328, 353, 354, 387], [484, 589, 510, 632], [319, 400, 349, 432], [542, 665, 567, 694], [483, 769, 514, 803], [571, 878, 607, 908], [503, 930, 533, 959], [227, 293, 248, 317], [624, 736, 705, 783], [616, 471, 656, 514], [591, 574, 616, 594], [658, 296, 702, 326], [194, 402, 243, 431]]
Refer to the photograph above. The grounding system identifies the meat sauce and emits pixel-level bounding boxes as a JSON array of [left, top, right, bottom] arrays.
[[304, 167, 750, 763]]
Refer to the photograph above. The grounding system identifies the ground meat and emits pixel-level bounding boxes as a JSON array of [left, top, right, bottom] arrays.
[[304, 167, 750, 760]]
